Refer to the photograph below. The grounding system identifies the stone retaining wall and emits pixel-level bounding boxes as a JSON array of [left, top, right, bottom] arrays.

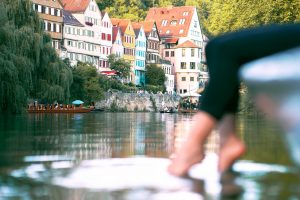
[[95, 92, 180, 112]]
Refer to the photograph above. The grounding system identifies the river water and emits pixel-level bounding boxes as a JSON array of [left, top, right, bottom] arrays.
[[0, 112, 299, 199]]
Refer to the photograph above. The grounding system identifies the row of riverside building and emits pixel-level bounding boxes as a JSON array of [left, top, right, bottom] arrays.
[[31, 0, 209, 95]]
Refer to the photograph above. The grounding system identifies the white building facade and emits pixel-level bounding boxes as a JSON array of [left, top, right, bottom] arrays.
[[99, 12, 113, 71], [146, 6, 205, 95], [173, 40, 201, 95], [62, 0, 102, 69], [111, 26, 124, 58], [161, 59, 175, 94]]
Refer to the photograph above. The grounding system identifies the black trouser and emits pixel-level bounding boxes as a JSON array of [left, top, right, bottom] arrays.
[[200, 23, 300, 120]]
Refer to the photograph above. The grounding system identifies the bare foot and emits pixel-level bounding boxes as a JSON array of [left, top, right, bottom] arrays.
[[168, 142, 205, 177], [168, 112, 216, 177], [218, 135, 246, 172]]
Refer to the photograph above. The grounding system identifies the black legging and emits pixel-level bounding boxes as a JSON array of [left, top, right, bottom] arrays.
[[200, 23, 300, 120]]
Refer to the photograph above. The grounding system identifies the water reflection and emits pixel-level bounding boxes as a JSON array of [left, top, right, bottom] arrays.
[[0, 113, 299, 200]]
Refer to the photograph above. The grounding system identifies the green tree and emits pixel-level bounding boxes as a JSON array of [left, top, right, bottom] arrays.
[[0, 0, 72, 113], [107, 54, 131, 79], [96, 0, 113, 11], [197, 0, 300, 37], [105, 0, 146, 21], [145, 64, 166, 86], [70, 62, 104, 105]]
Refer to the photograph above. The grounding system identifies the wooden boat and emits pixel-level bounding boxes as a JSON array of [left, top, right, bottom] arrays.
[[27, 104, 94, 113]]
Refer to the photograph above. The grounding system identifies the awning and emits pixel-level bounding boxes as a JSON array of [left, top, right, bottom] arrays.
[[180, 92, 201, 98], [100, 70, 118, 76], [165, 38, 179, 44]]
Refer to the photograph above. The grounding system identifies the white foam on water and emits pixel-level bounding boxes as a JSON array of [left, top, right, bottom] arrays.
[[189, 153, 221, 196], [52, 157, 193, 191]]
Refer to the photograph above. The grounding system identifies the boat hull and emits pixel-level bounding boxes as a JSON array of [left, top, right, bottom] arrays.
[[27, 108, 93, 113]]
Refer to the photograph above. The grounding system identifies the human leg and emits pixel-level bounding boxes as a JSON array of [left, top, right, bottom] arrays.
[[169, 23, 300, 177], [217, 114, 246, 172], [168, 111, 216, 176]]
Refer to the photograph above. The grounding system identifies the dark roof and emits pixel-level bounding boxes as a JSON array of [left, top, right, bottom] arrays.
[[63, 10, 84, 27], [132, 22, 143, 38], [112, 26, 120, 43]]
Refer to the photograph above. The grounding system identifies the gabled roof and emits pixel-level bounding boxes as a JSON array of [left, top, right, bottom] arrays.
[[61, 0, 90, 13], [132, 22, 143, 38], [175, 40, 199, 48], [32, 0, 63, 9], [112, 26, 121, 43], [140, 20, 155, 37], [63, 10, 84, 26], [145, 6, 195, 37], [111, 18, 131, 36]]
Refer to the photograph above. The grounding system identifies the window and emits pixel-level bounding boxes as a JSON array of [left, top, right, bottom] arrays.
[[41, 6, 45, 13], [182, 49, 185, 57], [179, 19, 185, 25], [180, 62, 186, 69], [102, 33, 105, 40], [190, 62, 195, 69], [171, 20, 177, 25], [181, 77, 186, 81], [162, 20, 168, 26], [190, 77, 194, 81], [165, 51, 169, 57], [191, 49, 195, 57], [183, 11, 189, 16], [171, 51, 174, 57], [194, 20, 197, 28], [47, 23, 51, 31], [107, 34, 111, 41]]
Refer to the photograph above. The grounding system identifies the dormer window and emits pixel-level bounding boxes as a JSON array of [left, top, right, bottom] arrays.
[[179, 29, 184, 34], [170, 20, 177, 25], [179, 19, 185, 25], [161, 20, 168, 26], [183, 11, 188, 16], [166, 30, 170, 34]]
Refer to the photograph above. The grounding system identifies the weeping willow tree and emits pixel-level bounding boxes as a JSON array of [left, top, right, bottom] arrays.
[[0, 0, 73, 113]]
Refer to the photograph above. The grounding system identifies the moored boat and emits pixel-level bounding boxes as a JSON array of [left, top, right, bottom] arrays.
[[27, 104, 94, 113]]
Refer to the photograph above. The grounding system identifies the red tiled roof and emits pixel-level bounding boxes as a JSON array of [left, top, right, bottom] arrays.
[[175, 40, 199, 48], [140, 21, 154, 35], [61, 0, 90, 13], [111, 18, 131, 36], [145, 6, 195, 37]]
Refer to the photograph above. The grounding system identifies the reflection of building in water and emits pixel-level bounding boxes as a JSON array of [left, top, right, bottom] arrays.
[[122, 113, 176, 158]]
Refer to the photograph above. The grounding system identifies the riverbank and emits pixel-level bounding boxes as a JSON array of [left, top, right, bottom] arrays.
[[95, 91, 180, 112]]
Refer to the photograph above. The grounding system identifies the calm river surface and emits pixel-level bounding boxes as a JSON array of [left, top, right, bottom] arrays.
[[0, 112, 299, 199]]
